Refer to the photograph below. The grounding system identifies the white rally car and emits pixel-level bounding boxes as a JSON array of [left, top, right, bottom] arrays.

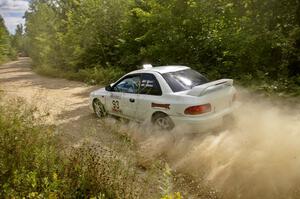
[[89, 65, 237, 131]]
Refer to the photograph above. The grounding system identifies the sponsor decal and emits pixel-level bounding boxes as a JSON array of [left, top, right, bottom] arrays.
[[111, 93, 121, 99], [112, 100, 122, 113], [141, 80, 154, 88], [151, 103, 170, 109]]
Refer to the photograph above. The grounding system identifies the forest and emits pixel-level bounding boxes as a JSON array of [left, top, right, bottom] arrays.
[[0, 16, 16, 63], [2, 0, 300, 95]]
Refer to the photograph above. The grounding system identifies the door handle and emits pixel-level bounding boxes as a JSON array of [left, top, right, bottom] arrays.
[[129, 98, 135, 103]]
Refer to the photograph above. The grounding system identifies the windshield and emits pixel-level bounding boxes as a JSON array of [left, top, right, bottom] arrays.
[[162, 69, 208, 92]]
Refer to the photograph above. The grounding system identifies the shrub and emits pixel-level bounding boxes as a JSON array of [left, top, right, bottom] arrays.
[[76, 66, 125, 85], [0, 97, 67, 198], [66, 142, 144, 198], [34, 65, 125, 86], [0, 96, 155, 198]]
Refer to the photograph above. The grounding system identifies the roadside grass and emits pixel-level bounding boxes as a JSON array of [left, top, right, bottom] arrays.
[[0, 95, 188, 198], [0, 59, 7, 65], [0, 97, 67, 198], [34, 64, 125, 86], [0, 56, 17, 65], [0, 96, 138, 198], [237, 77, 300, 98], [33, 63, 300, 98]]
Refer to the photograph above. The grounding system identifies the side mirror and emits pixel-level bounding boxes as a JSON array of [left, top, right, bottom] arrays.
[[105, 85, 113, 91]]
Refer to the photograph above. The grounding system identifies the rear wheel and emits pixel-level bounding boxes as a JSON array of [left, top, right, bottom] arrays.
[[152, 112, 174, 130], [93, 99, 106, 118]]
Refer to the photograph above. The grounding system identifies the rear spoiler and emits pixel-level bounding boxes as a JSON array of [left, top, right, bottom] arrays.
[[187, 79, 233, 96]]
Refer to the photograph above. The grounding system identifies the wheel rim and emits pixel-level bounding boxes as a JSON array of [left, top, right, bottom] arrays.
[[94, 101, 105, 117], [155, 117, 170, 129]]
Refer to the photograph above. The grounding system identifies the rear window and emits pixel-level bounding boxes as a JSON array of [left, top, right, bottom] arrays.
[[162, 69, 208, 92]]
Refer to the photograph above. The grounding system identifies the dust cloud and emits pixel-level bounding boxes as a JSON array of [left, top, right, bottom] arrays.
[[135, 93, 300, 199]]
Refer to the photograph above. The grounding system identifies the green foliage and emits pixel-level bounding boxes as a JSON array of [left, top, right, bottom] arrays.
[[23, 0, 300, 95], [159, 164, 183, 199], [0, 98, 67, 198], [25, 2, 60, 67], [75, 66, 125, 85], [159, 163, 173, 197], [35, 64, 125, 85], [11, 24, 27, 56], [0, 97, 147, 198], [66, 143, 144, 198], [25, 0, 130, 71], [0, 15, 16, 63], [161, 192, 182, 199]]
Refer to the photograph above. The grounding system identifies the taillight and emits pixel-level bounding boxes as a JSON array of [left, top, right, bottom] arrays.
[[184, 104, 211, 115]]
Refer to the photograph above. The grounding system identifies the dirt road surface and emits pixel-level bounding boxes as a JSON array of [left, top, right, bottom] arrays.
[[0, 58, 105, 143]]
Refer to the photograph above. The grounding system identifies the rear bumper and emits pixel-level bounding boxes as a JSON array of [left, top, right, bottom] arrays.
[[170, 103, 238, 133]]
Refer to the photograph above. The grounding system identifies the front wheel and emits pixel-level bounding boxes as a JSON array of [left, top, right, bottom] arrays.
[[152, 113, 174, 131], [93, 99, 107, 118]]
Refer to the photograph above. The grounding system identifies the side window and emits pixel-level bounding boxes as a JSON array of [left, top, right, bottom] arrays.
[[113, 75, 140, 94], [140, 74, 162, 96]]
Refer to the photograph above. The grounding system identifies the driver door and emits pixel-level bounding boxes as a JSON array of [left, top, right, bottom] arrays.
[[108, 74, 141, 120]]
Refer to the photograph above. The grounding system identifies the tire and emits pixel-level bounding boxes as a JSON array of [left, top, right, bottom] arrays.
[[93, 99, 107, 118], [152, 112, 175, 130]]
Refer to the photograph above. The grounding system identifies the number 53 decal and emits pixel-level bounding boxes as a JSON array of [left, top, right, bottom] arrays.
[[112, 100, 121, 112]]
